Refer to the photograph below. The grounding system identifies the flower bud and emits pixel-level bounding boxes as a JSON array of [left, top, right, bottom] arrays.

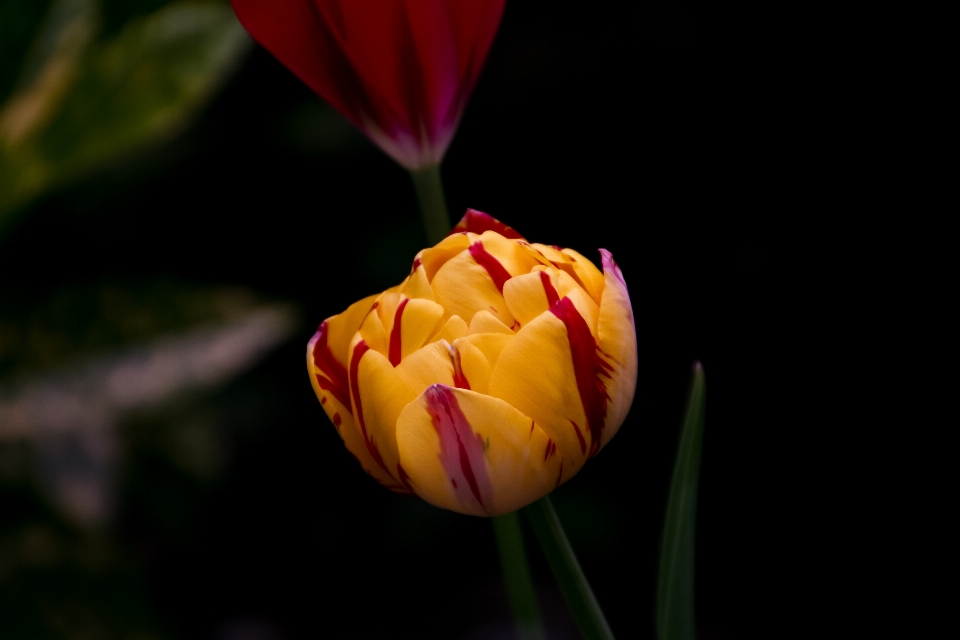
[[308, 210, 637, 516]]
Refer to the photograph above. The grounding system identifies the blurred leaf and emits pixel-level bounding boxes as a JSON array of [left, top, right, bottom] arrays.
[[0, 0, 250, 228], [657, 362, 705, 640], [0, 0, 56, 103]]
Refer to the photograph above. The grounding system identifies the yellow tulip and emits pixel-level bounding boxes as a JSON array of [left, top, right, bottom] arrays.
[[307, 210, 637, 516]]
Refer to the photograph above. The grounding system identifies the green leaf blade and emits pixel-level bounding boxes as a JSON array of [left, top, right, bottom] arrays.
[[657, 361, 706, 640]]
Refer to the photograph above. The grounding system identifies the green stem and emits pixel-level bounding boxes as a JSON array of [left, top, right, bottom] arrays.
[[492, 512, 545, 640], [656, 362, 705, 640], [525, 496, 615, 640], [409, 164, 450, 245]]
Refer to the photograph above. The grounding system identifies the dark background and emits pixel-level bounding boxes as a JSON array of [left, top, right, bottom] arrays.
[[0, 1, 857, 638]]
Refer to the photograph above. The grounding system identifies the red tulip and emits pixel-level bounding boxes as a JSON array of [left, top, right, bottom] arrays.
[[230, 0, 506, 169]]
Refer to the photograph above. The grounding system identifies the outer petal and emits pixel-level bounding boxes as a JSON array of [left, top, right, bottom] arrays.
[[488, 310, 592, 470], [348, 337, 416, 488], [396, 385, 564, 517], [308, 294, 401, 491], [597, 249, 638, 449]]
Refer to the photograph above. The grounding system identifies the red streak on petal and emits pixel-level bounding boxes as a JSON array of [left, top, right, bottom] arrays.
[[312, 322, 351, 411], [544, 438, 554, 461], [333, 412, 342, 427], [452, 348, 471, 390], [320, 396, 327, 405], [569, 420, 587, 455], [539, 270, 560, 307], [450, 209, 525, 239], [413, 257, 422, 270], [423, 385, 491, 511], [349, 340, 389, 473], [530, 420, 535, 434], [469, 241, 512, 293], [600, 248, 627, 288], [552, 297, 610, 458], [388, 297, 410, 366]]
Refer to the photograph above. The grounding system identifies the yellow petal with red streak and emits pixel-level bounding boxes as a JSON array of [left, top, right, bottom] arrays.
[[396, 385, 564, 517], [307, 331, 404, 492], [597, 249, 638, 449], [397, 298, 445, 361], [349, 336, 416, 485], [323, 294, 379, 368], [431, 249, 515, 327], [358, 301, 388, 357], [474, 231, 541, 277], [487, 312, 591, 469], [452, 333, 513, 394], [557, 272, 600, 339], [503, 270, 558, 327]]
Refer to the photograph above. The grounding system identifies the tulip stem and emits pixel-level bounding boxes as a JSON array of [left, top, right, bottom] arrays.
[[525, 496, 616, 640], [410, 164, 450, 245], [492, 512, 545, 640]]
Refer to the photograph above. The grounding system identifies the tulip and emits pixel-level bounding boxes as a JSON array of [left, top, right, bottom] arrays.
[[229, 0, 506, 171], [308, 210, 637, 516]]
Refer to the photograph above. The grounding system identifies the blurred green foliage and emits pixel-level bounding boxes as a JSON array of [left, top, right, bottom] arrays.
[[0, 0, 250, 231]]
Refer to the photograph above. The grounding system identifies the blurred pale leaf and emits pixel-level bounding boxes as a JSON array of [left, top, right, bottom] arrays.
[[0, 0, 250, 227]]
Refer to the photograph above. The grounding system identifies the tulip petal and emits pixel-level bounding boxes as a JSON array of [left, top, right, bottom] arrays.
[[349, 337, 417, 488], [474, 231, 542, 280], [530, 243, 599, 303], [308, 294, 379, 412], [396, 385, 564, 517], [231, 0, 366, 129], [307, 295, 405, 492], [562, 248, 606, 304], [395, 340, 455, 396], [503, 269, 559, 328], [356, 305, 388, 358], [431, 246, 515, 328], [431, 314, 469, 344], [557, 271, 600, 340], [419, 232, 471, 281], [399, 264, 435, 301], [488, 310, 592, 469], [597, 249, 638, 449], [450, 209, 525, 240], [469, 310, 515, 335], [387, 297, 445, 366], [452, 333, 513, 394]]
